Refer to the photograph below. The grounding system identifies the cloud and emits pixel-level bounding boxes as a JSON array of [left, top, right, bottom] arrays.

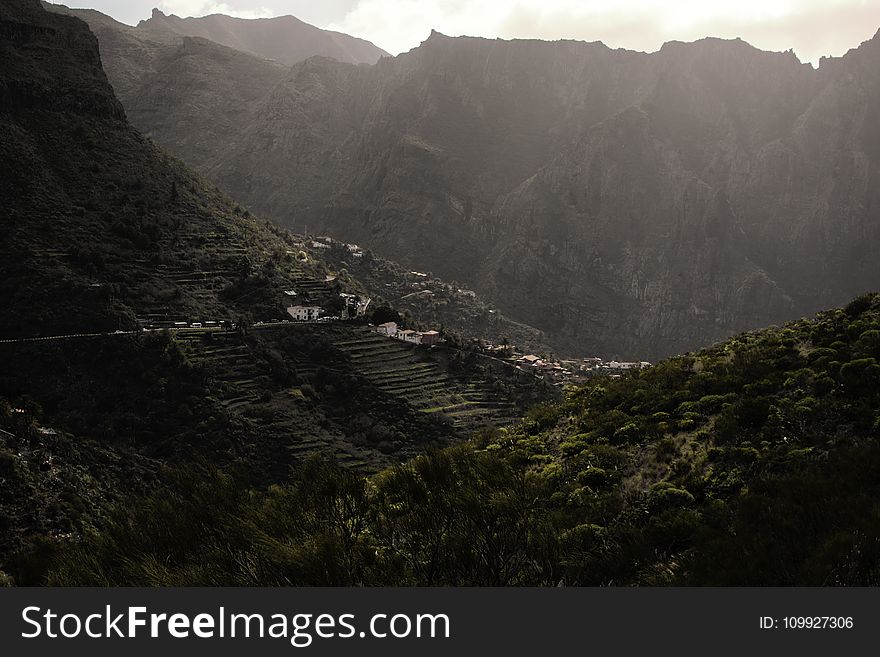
[[331, 0, 880, 64], [158, 1, 274, 20]]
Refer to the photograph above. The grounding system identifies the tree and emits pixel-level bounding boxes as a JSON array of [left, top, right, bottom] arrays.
[[369, 305, 401, 326]]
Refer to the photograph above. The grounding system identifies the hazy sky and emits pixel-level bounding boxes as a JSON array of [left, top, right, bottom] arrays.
[[57, 0, 880, 65]]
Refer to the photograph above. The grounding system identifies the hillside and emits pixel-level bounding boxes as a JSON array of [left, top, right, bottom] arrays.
[[86, 23, 880, 359], [0, 0, 552, 576], [24, 292, 880, 586], [313, 237, 553, 353]]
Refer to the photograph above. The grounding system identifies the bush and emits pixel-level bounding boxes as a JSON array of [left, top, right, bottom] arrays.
[[576, 467, 609, 487], [648, 483, 695, 513], [612, 422, 640, 444], [840, 358, 880, 395]]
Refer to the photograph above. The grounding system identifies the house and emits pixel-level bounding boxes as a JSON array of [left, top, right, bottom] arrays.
[[287, 305, 323, 321], [396, 329, 419, 343], [311, 241, 331, 249], [605, 361, 645, 373], [374, 322, 398, 337], [518, 354, 541, 365], [420, 330, 441, 345]]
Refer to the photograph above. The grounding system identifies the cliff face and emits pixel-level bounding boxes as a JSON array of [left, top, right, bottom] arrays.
[[1, 0, 123, 118], [0, 0, 335, 337], [74, 17, 880, 358], [315, 33, 880, 358]]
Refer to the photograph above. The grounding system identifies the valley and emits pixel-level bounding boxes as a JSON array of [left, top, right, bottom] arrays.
[[2, 0, 880, 589], [63, 1, 880, 359]]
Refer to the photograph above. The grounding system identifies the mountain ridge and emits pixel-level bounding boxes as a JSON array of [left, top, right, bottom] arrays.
[[138, 5, 389, 66], [80, 23, 880, 358]]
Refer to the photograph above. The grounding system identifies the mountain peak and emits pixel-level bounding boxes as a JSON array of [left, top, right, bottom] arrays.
[[134, 6, 387, 65]]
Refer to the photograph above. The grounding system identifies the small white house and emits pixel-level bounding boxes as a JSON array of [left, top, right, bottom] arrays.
[[397, 329, 419, 344], [375, 321, 398, 336], [287, 305, 323, 321]]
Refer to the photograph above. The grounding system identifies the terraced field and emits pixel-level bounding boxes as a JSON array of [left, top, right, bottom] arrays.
[[166, 321, 545, 474], [332, 326, 523, 431], [132, 230, 343, 326], [173, 326, 398, 473]]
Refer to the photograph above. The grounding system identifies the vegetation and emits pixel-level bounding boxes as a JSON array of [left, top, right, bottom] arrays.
[[8, 293, 880, 585], [4, 1, 880, 587], [0, 0, 555, 583]]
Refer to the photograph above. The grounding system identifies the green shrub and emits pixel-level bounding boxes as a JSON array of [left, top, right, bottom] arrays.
[[576, 466, 609, 487], [648, 483, 695, 512]]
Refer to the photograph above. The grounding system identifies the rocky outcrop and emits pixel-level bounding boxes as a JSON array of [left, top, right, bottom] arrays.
[[1, 0, 124, 118]]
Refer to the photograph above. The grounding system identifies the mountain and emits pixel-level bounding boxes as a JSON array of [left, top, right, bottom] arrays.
[[45, 3, 388, 68], [3, 0, 880, 587], [137, 7, 388, 66], [82, 26, 880, 359], [0, 0, 551, 575], [37, 292, 880, 586]]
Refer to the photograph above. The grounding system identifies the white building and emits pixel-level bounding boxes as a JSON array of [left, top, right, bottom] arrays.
[[287, 305, 323, 321], [374, 321, 398, 336], [396, 329, 420, 344], [395, 329, 440, 345]]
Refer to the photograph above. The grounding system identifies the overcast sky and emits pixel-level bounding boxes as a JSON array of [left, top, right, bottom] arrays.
[[56, 0, 880, 65]]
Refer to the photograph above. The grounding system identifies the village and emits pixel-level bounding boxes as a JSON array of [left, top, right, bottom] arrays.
[[281, 281, 650, 386], [127, 233, 652, 387], [366, 320, 651, 385], [286, 235, 652, 384], [514, 352, 651, 384]]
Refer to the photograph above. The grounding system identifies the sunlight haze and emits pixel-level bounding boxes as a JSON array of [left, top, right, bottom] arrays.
[[56, 0, 880, 65]]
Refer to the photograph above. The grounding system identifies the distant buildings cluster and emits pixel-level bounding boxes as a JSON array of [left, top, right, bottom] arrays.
[[283, 289, 370, 322], [373, 322, 441, 346], [474, 341, 652, 385], [519, 353, 650, 373], [307, 236, 364, 258]]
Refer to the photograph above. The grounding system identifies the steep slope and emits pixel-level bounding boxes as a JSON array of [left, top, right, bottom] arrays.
[[0, 0, 551, 573], [35, 292, 880, 586], [314, 236, 553, 353], [90, 27, 880, 359]]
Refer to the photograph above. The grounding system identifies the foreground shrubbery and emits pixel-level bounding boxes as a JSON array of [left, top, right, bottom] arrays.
[[13, 294, 880, 585]]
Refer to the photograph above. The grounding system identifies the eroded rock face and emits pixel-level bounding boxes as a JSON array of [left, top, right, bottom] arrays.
[[76, 17, 880, 358], [1, 0, 124, 118]]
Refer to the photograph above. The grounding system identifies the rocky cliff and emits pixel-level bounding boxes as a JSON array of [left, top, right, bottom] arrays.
[[69, 17, 880, 358]]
